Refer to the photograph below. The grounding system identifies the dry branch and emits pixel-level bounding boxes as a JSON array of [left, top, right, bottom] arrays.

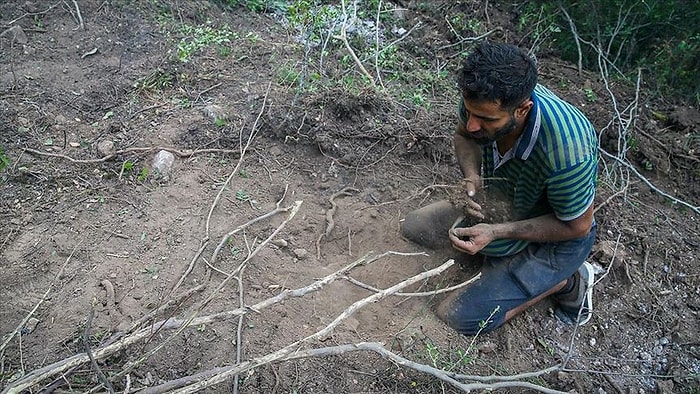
[[23, 146, 241, 164], [334, 0, 376, 85], [139, 258, 456, 393], [0, 242, 81, 356], [1, 251, 395, 393]]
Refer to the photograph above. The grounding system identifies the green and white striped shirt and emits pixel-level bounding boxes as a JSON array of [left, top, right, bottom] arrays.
[[458, 85, 598, 256]]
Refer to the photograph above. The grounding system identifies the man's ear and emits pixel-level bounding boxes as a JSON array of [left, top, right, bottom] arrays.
[[515, 100, 533, 120]]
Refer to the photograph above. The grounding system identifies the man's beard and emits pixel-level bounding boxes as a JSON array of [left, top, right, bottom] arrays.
[[469, 116, 517, 146]]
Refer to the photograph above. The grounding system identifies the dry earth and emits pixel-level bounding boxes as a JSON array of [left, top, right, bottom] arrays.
[[1, 1, 699, 393]]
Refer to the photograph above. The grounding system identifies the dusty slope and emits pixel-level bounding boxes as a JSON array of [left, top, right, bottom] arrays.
[[1, 1, 698, 393]]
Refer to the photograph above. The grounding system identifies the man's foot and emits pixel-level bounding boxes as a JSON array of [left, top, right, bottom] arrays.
[[554, 262, 594, 326]]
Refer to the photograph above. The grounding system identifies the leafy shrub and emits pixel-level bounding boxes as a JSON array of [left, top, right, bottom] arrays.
[[524, 0, 699, 103]]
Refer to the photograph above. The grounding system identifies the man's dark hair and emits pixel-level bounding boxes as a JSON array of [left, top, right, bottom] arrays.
[[457, 41, 538, 110]]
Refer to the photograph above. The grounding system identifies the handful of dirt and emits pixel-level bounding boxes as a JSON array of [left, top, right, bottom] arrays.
[[447, 181, 513, 225]]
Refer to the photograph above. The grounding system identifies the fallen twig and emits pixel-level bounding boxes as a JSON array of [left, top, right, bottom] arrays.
[[0, 242, 81, 356], [599, 147, 699, 214], [70, 0, 85, 30], [316, 187, 359, 259], [344, 273, 481, 297], [23, 146, 241, 164], [83, 309, 115, 394], [139, 258, 457, 393]]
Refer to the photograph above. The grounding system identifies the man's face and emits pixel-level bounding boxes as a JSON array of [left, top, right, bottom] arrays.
[[461, 98, 525, 146]]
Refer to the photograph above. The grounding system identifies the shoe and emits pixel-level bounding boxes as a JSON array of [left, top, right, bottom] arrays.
[[554, 262, 594, 326]]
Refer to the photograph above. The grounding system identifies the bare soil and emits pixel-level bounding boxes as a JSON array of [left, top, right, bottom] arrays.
[[1, 1, 699, 393]]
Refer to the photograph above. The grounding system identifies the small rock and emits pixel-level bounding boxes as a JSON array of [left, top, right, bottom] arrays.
[[272, 239, 288, 248], [69, 142, 81, 148], [269, 146, 282, 156], [344, 317, 359, 331], [556, 371, 573, 383], [152, 150, 175, 179], [97, 140, 115, 157], [293, 248, 308, 259], [3, 26, 28, 44], [478, 341, 497, 353], [656, 379, 674, 394], [203, 104, 228, 123]]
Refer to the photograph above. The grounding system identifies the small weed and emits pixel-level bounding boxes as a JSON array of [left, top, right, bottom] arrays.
[[584, 88, 597, 102], [134, 69, 175, 93], [137, 167, 149, 182], [173, 96, 191, 108], [215, 118, 228, 127], [235, 189, 251, 201], [238, 169, 250, 178], [0, 145, 9, 172], [536, 337, 555, 356], [245, 31, 260, 43], [277, 66, 301, 86], [177, 23, 238, 63], [142, 265, 158, 275]]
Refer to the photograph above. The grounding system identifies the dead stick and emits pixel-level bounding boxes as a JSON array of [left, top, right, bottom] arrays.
[[23, 146, 241, 163], [0, 242, 81, 355], [344, 273, 481, 297], [83, 309, 115, 394], [140, 258, 457, 393], [71, 0, 84, 29], [316, 187, 359, 259], [3, 251, 418, 393]]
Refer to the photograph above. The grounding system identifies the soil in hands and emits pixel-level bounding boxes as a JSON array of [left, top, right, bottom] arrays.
[[447, 179, 513, 226]]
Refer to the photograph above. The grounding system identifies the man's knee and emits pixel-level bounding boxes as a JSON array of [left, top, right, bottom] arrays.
[[437, 292, 504, 336], [401, 200, 461, 249]]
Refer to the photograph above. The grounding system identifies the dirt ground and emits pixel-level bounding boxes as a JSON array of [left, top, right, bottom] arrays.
[[1, 1, 699, 393]]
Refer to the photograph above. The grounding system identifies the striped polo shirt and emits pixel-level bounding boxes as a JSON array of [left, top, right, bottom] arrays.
[[458, 84, 598, 256]]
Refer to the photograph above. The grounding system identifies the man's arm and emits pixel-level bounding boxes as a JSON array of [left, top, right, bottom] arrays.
[[454, 122, 482, 197], [450, 204, 594, 255]]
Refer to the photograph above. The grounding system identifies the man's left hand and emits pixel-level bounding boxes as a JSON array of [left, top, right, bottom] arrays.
[[449, 223, 496, 255]]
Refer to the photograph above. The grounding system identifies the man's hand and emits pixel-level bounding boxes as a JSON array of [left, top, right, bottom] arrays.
[[459, 177, 485, 220], [449, 223, 496, 255], [460, 176, 482, 198]]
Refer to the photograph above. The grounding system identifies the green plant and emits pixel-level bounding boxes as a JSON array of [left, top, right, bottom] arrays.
[[134, 69, 175, 93], [536, 337, 555, 356], [529, 0, 700, 103], [176, 23, 238, 62], [0, 145, 9, 172], [137, 167, 149, 182], [584, 88, 597, 102], [235, 189, 251, 201]]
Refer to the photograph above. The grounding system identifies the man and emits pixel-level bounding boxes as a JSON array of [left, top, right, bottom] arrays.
[[401, 41, 598, 335]]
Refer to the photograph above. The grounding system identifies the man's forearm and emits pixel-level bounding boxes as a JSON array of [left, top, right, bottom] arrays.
[[454, 132, 481, 178], [491, 207, 594, 243]]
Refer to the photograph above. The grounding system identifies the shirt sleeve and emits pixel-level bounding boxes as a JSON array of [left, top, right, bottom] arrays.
[[545, 158, 597, 221]]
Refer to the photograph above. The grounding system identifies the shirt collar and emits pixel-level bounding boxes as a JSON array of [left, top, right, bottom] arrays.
[[489, 91, 541, 167], [513, 91, 541, 160]]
